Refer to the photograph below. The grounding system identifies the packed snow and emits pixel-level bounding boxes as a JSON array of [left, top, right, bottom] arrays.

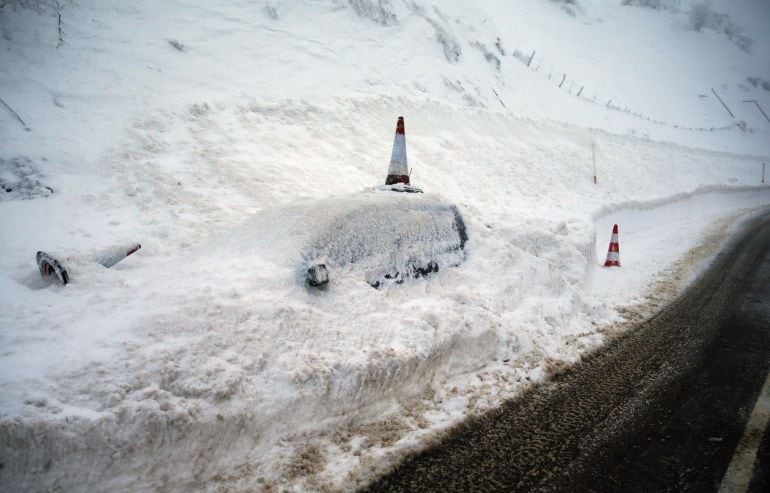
[[1, 0, 769, 491]]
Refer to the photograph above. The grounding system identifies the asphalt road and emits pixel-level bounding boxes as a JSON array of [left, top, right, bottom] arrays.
[[364, 209, 770, 493]]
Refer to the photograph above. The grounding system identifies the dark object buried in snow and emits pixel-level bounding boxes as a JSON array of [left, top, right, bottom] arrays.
[[307, 263, 329, 287], [302, 194, 468, 289], [1, 157, 54, 201]]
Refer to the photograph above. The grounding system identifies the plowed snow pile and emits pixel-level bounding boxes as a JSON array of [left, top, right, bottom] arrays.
[[1, 1, 769, 491]]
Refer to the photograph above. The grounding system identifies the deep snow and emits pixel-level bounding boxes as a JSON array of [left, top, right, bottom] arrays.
[[1, 0, 770, 491]]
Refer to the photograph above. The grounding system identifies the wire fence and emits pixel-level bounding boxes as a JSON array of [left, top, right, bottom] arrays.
[[506, 46, 742, 133]]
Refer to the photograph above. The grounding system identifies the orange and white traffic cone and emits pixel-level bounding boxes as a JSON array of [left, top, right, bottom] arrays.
[[385, 116, 410, 186], [92, 242, 141, 268], [603, 224, 620, 267], [37, 242, 141, 285]]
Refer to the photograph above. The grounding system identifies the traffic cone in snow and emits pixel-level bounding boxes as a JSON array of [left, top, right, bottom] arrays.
[[37, 242, 141, 285], [36, 251, 69, 285], [92, 242, 142, 268], [603, 224, 620, 267], [385, 116, 410, 186]]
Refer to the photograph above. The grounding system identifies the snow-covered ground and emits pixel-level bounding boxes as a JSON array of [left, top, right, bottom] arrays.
[[1, 0, 769, 491]]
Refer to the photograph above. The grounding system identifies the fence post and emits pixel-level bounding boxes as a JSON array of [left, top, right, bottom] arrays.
[[559, 73, 567, 88], [527, 50, 536, 67], [756, 102, 770, 122], [0, 97, 29, 130], [742, 100, 770, 123], [711, 88, 735, 118]]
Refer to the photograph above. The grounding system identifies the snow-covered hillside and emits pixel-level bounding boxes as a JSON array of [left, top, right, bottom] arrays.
[[1, 1, 769, 491]]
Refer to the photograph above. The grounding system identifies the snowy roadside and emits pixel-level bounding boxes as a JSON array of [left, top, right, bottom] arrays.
[[309, 191, 770, 493], [4, 196, 768, 493], [1, 96, 768, 492]]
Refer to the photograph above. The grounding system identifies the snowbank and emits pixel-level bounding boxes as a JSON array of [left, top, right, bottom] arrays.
[[1, 96, 768, 491]]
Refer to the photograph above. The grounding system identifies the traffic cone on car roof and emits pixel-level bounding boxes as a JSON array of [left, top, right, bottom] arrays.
[[603, 224, 620, 267], [385, 116, 410, 186]]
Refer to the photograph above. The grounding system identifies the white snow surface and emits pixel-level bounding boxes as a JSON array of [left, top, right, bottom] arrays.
[[1, 0, 770, 491]]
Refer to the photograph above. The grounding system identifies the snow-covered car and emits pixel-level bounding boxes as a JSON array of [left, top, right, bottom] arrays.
[[216, 190, 468, 290], [302, 192, 467, 288]]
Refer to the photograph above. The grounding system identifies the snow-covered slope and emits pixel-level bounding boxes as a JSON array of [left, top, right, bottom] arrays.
[[1, 1, 769, 491]]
